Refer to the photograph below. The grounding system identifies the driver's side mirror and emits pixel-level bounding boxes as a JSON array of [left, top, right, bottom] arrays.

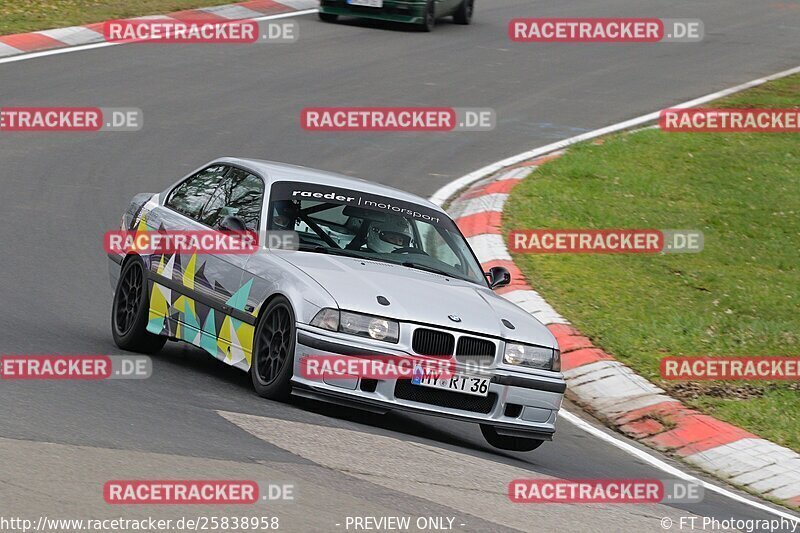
[[486, 266, 511, 289], [218, 215, 247, 232]]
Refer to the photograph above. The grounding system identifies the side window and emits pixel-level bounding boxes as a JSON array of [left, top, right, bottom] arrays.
[[166, 165, 229, 221], [200, 168, 264, 230]]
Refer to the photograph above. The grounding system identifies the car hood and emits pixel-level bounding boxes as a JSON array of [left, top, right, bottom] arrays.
[[278, 253, 556, 348]]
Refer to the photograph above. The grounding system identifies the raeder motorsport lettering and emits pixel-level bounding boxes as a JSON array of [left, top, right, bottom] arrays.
[[271, 181, 444, 225]]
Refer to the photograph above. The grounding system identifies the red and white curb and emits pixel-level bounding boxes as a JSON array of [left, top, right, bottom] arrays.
[[0, 0, 317, 58], [445, 155, 800, 511]]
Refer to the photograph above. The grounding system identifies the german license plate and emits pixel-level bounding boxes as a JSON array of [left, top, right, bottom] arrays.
[[412, 367, 490, 397], [348, 0, 383, 7]]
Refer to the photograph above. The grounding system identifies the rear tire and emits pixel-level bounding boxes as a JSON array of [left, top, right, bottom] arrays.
[[319, 12, 339, 23], [111, 256, 166, 354], [419, 0, 435, 32], [250, 296, 296, 400], [480, 424, 544, 452], [453, 0, 474, 25]]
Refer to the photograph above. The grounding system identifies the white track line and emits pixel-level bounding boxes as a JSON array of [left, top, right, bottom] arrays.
[[0, 9, 318, 66], [561, 411, 800, 522], [430, 64, 800, 206], [432, 66, 800, 521]]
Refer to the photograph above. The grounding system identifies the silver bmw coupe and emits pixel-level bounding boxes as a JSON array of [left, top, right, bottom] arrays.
[[108, 158, 564, 451]]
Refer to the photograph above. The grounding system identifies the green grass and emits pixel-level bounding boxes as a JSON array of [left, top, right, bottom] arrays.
[[504, 74, 800, 452], [0, 0, 242, 35]]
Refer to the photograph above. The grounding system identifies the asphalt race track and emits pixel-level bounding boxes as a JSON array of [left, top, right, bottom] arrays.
[[1, 0, 800, 531]]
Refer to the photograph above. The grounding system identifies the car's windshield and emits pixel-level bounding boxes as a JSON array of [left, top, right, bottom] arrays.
[[267, 181, 487, 285]]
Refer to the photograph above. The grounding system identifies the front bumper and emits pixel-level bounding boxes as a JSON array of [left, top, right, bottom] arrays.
[[292, 325, 565, 441], [319, 0, 428, 24]]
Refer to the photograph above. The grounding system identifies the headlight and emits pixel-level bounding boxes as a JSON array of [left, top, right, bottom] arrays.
[[504, 342, 560, 371], [310, 309, 399, 344]]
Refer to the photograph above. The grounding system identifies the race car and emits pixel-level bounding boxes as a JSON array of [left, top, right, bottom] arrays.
[[318, 0, 474, 32], [108, 158, 564, 451]]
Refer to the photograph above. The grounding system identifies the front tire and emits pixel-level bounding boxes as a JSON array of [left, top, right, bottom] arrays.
[[250, 296, 296, 400], [419, 0, 435, 32], [319, 12, 339, 23], [453, 0, 474, 25], [480, 425, 544, 452], [111, 256, 166, 354]]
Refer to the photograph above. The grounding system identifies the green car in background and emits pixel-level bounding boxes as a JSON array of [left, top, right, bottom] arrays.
[[318, 0, 474, 32]]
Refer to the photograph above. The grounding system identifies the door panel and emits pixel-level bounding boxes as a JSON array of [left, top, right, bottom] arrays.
[[139, 164, 265, 371]]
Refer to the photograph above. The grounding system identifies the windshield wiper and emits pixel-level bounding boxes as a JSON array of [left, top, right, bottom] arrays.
[[298, 247, 468, 281], [400, 261, 458, 279], [299, 245, 364, 259]]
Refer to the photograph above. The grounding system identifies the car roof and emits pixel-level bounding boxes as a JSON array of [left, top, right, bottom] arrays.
[[214, 157, 446, 213]]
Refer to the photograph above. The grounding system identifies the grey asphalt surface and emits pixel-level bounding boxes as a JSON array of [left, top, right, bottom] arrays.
[[1, 0, 799, 530]]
